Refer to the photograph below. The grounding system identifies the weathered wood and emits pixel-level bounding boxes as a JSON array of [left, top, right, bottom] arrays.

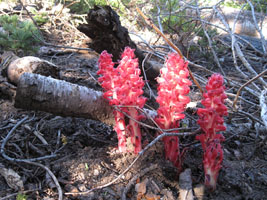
[[77, 5, 136, 61], [7, 56, 60, 85], [15, 73, 115, 125], [260, 89, 267, 130], [77, 5, 159, 81], [179, 168, 194, 200]]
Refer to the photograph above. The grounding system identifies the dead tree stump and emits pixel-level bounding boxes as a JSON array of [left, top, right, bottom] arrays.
[[77, 5, 159, 81]]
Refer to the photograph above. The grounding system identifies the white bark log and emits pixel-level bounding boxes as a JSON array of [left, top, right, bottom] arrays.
[[15, 73, 115, 125]]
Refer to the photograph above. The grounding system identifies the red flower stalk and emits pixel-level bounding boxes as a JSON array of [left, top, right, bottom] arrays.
[[97, 47, 146, 153], [155, 53, 192, 171], [196, 73, 228, 190]]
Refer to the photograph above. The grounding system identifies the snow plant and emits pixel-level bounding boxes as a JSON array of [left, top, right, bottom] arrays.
[[196, 73, 228, 190], [155, 53, 192, 172], [97, 47, 146, 153], [98, 47, 228, 190]]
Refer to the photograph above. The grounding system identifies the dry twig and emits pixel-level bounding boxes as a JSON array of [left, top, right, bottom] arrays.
[[121, 164, 158, 200], [195, 1, 226, 76], [17, 0, 43, 38], [0, 116, 57, 162], [22, 160, 63, 200], [136, 7, 203, 94], [213, 6, 267, 89], [246, 0, 267, 54], [233, 69, 267, 110]]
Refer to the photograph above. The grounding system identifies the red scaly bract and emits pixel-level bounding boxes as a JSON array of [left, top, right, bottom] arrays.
[[196, 73, 228, 191], [155, 53, 192, 171], [97, 47, 146, 153]]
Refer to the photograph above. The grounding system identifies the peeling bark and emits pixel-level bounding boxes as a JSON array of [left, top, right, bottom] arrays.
[[15, 73, 115, 126]]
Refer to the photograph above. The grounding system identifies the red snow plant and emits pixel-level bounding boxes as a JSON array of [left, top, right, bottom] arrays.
[[155, 53, 192, 172], [97, 47, 146, 154], [196, 73, 228, 190]]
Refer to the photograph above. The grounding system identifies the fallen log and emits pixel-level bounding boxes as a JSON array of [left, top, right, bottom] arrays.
[[15, 73, 115, 125]]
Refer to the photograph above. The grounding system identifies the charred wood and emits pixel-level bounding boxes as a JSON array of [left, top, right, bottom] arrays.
[[77, 5, 159, 81]]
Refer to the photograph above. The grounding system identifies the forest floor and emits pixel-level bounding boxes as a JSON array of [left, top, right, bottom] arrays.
[[0, 2, 267, 200]]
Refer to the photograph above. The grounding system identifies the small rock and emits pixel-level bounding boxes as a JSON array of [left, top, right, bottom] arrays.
[[160, 189, 175, 200], [135, 179, 147, 195], [65, 184, 79, 194], [145, 193, 161, 200], [234, 140, 241, 146], [77, 184, 87, 192], [93, 169, 99, 176], [193, 184, 205, 200], [233, 150, 242, 160]]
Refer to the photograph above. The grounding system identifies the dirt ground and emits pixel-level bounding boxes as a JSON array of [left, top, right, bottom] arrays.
[[1, 3, 267, 200]]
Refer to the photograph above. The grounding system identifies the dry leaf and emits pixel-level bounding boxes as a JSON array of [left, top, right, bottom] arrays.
[[145, 193, 160, 200], [135, 179, 148, 195], [0, 164, 24, 190]]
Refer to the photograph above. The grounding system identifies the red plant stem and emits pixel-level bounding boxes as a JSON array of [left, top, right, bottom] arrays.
[[128, 108, 142, 154], [114, 111, 127, 152]]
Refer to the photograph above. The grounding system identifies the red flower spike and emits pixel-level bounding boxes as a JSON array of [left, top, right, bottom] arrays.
[[155, 53, 192, 172], [97, 47, 146, 153], [196, 73, 228, 190]]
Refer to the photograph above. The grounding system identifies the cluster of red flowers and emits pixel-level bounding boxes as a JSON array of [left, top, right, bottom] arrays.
[[97, 47, 146, 153], [97, 47, 228, 190], [155, 53, 192, 171], [196, 73, 228, 190]]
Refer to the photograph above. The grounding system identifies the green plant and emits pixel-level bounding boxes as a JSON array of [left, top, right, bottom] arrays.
[[66, 0, 125, 14], [16, 193, 27, 200], [222, 0, 266, 13], [33, 12, 49, 26], [0, 15, 41, 54], [197, 27, 218, 47], [149, 0, 198, 34], [0, 0, 18, 2]]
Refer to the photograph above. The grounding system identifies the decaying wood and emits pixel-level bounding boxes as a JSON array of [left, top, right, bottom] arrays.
[[77, 5, 159, 81], [15, 73, 115, 126], [178, 168, 194, 200], [0, 81, 16, 100], [77, 5, 137, 61], [0, 51, 19, 78], [7, 56, 60, 85], [260, 89, 267, 130]]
